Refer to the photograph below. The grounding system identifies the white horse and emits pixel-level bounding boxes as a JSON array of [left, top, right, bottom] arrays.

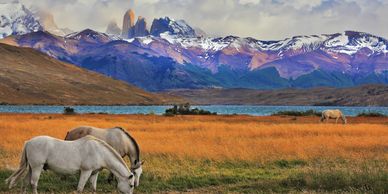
[[65, 126, 143, 187], [320, 109, 347, 124], [6, 136, 135, 194]]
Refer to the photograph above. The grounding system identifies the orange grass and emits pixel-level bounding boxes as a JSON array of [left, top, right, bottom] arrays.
[[1, 114, 388, 168]]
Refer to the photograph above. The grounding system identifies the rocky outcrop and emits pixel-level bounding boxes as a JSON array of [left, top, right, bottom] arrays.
[[150, 17, 196, 37], [133, 16, 149, 37], [106, 20, 121, 36], [121, 9, 150, 39], [121, 9, 135, 38]]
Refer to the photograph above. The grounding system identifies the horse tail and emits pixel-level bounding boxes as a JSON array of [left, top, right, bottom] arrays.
[[5, 142, 29, 188]]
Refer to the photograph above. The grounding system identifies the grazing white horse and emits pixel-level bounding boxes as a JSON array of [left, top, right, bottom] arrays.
[[320, 109, 347, 124], [65, 126, 143, 187], [6, 136, 135, 194]]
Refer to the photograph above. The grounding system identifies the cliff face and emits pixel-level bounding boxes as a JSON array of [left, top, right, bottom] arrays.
[[150, 17, 196, 37], [120, 9, 150, 39], [121, 9, 135, 38], [133, 16, 149, 37]]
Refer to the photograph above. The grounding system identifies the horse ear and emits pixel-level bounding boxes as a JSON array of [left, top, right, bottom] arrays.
[[129, 174, 134, 179]]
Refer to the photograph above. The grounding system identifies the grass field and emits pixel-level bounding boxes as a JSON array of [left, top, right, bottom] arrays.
[[0, 114, 388, 193]]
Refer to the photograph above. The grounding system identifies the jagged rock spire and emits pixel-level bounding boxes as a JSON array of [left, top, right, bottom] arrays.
[[121, 9, 135, 38], [133, 16, 149, 37]]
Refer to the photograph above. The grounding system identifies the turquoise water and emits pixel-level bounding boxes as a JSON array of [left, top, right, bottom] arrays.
[[0, 105, 386, 116]]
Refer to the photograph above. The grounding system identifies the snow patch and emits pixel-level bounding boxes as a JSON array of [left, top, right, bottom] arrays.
[[0, 1, 42, 38]]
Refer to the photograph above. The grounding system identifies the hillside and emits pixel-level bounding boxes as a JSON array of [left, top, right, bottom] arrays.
[[164, 85, 388, 106], [0, 43, 179, 105]]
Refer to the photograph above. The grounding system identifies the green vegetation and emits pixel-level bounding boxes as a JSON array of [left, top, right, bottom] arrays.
[[272, 109, 321, 117], [164, 103, 217, 116], [357, 112, 386, 117], [2, 157, 387, 193]]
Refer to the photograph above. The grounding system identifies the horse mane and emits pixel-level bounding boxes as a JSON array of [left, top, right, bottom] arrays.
[[84, 135, 130, 172], [115, 127, 140, 163]]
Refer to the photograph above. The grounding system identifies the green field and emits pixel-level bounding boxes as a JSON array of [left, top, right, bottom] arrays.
[[2, 155, 388, 193]]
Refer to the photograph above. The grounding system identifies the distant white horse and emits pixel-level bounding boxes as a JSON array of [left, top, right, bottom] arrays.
[[6, 136, 135, 194], [65, 126, 143, 187], [321, 109, 347, 124]]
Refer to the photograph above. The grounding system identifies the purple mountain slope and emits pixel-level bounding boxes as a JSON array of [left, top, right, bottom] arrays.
[[1, 27, 387, 91]]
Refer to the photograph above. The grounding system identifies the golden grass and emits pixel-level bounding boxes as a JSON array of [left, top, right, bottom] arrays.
[[1, 114, 388, 168]]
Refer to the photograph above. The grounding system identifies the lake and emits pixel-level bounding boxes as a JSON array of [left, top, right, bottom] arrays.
[[0, 105, 387, 116]]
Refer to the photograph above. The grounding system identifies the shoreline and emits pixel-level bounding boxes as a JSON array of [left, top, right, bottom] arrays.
[[0, 103, 387, 107], [0, 113, 386, 124]]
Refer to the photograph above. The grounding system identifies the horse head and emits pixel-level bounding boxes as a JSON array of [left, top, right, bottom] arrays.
[[131, 160, 144, 187], [117, 173, 135, 194]]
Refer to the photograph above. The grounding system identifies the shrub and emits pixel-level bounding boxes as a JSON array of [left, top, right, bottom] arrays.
[[357, 112, 386, 117], [164, 103, 217, 116], [272, 109, 321, 117], [63, 107, 75, 115]]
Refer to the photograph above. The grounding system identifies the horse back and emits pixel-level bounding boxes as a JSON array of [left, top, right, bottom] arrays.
[[65, 126, 105, 141]]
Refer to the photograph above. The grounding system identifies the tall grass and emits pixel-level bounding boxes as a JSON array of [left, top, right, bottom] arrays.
[[0, 114, 387, 167], [0, 114, 387, 193]]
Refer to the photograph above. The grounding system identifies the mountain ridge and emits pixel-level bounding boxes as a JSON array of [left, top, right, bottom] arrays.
[[2, 29, 386, 91], [0, 1, 386, 91]]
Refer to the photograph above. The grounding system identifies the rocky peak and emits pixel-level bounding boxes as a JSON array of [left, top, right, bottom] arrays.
[[106, 20, 121, 36], [133, 16, 149, 37], [150, 17, 196, 37], [66, 29, 111, 44], [0, 1, 43, 38], [121, 9, 135, 38]]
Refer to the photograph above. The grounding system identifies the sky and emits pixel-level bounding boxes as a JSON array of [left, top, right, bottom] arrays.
[[20, 0, 388, 40]]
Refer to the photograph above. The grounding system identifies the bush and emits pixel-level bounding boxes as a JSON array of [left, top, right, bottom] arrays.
[[63, 107, 75, 115], [272, 109, 321, 117], [357, 112, 386, 117], [164, 103, 217, 116]]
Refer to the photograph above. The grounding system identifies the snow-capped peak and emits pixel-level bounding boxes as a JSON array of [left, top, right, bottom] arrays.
[[325, 31, 388, 55], [0, 0, 42, 38], [150, 17, 196, 37], [65, 29, 112, 43], [155, 30, 388, 56]]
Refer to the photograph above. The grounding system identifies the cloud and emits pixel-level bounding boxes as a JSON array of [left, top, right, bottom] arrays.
[[20, 0, 388, 40]]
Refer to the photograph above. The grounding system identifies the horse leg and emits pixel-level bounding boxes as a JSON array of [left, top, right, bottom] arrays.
[[77, 170, 92, 193], [89, 172, 99, 194], [30, 165, 43, 194], [336, 117, 339, 124]]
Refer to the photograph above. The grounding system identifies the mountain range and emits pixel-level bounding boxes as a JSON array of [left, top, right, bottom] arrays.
[[1, 1, 387, 92]]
